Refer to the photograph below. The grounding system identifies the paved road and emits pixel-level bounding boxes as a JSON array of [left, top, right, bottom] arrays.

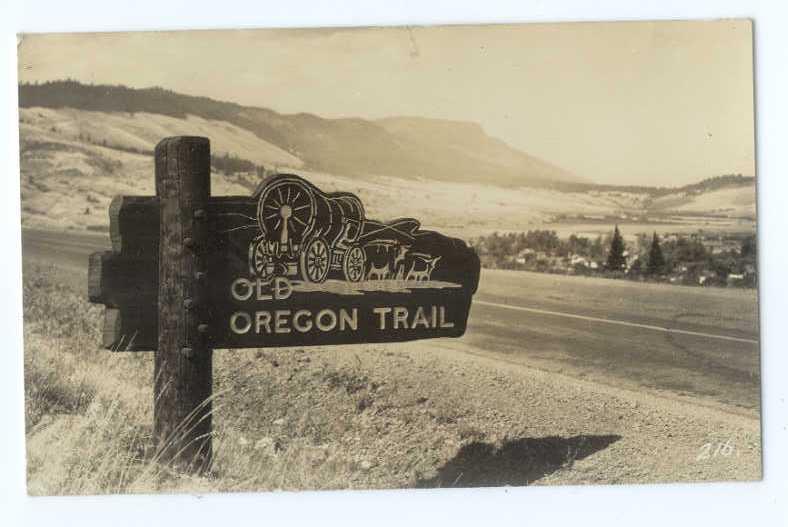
[[22, 228, 110, 276], [21, 228, 761, 411]]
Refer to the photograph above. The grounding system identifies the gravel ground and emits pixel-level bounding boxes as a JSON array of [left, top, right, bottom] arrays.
[[213, 336, 761, 489]]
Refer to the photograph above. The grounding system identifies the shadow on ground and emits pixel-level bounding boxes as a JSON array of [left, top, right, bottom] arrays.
[[416, 434, 621, 488]]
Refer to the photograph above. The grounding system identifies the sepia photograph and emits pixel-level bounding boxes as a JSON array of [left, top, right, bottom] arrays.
[[16, 19, 760, 496]]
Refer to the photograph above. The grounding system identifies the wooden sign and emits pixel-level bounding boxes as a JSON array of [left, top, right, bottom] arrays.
[[87, 136, 479, 469], [90, 177, 479, 351]]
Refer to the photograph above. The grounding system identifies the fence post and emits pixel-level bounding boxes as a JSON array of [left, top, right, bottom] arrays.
[[154, 136, 213, 471]]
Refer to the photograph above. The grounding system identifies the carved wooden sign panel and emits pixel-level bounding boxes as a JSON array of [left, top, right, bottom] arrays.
[[90, 174, 480, 350]]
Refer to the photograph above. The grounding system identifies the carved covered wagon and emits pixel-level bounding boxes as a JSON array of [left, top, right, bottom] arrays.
[[248, 174, 367, 283]]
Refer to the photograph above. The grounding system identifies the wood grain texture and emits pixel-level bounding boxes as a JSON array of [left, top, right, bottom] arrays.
[[108, 196, 256, 259], [88, 251, 157, 307], [102, 307, 157, 350], [153, 136, 213, 470], [109, 195, 159, 257]]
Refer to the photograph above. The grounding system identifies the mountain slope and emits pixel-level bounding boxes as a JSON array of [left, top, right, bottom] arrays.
[[18, 112, 259, 232], [17, 82, 755, 236], [18, 105, 756, 235], [19, 81, 580, 186], [376, 116, 575, 186], [14, 108, 622, 235], [20, 107, 302, 168], [649, 186, 756, 218]]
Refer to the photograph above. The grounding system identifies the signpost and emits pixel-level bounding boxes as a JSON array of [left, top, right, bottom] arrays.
[[88, 136, 480, 471]]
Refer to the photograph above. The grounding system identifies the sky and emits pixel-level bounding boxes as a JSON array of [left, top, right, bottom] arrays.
[[17, 20, 755, 186]]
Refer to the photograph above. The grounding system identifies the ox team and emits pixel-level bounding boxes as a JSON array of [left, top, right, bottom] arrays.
[[228, 277, 454, 336]]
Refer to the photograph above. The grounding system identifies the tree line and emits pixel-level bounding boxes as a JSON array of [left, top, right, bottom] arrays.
[[210, 152, 265, 177], [471, 227, 757, 288], [544, 174, 754, 197]]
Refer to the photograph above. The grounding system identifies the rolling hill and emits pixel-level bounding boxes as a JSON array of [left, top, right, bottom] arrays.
[[20, 106, 302, 168], [19, 80, 581, 187], [648, 184, 756, 218], [14, 108, 627, 235], [17, 81, 756, 237]]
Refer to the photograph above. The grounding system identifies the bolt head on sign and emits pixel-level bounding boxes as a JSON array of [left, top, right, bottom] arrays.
[[89, 172, 480, 351]]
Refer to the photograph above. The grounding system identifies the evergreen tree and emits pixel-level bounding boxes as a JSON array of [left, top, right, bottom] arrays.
[[740, 234, 756, 260], [647, 232, 666, 275], [606, 225, 626, 271]]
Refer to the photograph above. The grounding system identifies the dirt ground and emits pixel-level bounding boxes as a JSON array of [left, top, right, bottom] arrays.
[[208, 339, 760, 490]]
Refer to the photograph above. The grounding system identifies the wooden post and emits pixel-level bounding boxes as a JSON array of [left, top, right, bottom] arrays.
[[153, 136, 213, 471]]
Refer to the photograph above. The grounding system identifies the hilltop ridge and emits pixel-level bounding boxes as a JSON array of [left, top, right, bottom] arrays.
[[19, 80, 581, 187]]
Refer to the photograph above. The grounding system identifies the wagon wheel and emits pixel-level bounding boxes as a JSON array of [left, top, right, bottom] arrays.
[[249, 239, 274, 279], [258, 178, 316, 246], [300, 237, 330, 283], [342, 245, 366, 283]]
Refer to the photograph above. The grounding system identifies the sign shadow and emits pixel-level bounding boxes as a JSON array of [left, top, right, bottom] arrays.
[[415, 434, 621, 488]]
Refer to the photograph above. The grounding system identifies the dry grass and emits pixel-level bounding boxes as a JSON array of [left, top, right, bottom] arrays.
[[22, 265, 468, 494], [22, 265, 362, 494], [23, 265, 159, 494]]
